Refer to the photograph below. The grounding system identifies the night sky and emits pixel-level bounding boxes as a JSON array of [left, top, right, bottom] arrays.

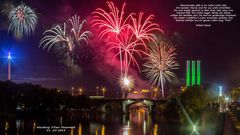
[[0, 0, 239, 94]]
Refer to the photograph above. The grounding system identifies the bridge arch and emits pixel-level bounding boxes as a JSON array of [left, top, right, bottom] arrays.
[[122, 100, 153, 113], [99, 101, 122, 112]]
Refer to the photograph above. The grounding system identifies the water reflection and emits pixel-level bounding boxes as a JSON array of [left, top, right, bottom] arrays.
[[5, 121, 9, 135], [60, 116, 63, 126], [78, 124, 82, 135], [5, 121, 9, 131], [33, 122, 36, 135], [128, 108, 150, 135], [95, 127, 98, 135], [16, 120, 20, 135], [89, 124, 106, 135], [101, 125, 105, 135], [143, 121, 146, 135], [15, 119, 27, 135], [153, 124, 158, 135], [122, 121, 131, 135], [0, 108, 199, 135], [70, 128, 74, 135]]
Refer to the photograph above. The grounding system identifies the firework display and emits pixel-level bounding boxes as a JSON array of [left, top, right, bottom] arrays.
[[69, 15, 92, 44], [119, 74, 134, 90], [8, 4, 37, 38], [143, 42, 179, 98], [39, 15, 91, 63], [91, 2, 132, 39], [129, 12, 163, 47], [91, 1, 162, 76], [106, 28, 148, 74], [40, 24, 71, 52], [1, 0, 235, 134], [5, 1, 179, 99]]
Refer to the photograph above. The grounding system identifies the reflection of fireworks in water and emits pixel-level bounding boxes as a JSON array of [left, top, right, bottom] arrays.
[[39, 15, 91, 65], [142, 42, 179, 98], [8, 3, 37, 38], [91, 2, 162, 76]]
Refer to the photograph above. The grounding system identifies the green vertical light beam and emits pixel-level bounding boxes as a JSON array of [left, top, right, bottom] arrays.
[[191, 61, 196, 86], [186, 60, 191, 87], [197, 60, 201, 85]]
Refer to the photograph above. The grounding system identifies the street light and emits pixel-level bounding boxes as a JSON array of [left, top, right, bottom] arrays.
[[79, 88, 83, 95], [102, 87, 106, 96], [153, 88, 158, 98], [96, 86, 99, 96], [71, 87, 74, 96]]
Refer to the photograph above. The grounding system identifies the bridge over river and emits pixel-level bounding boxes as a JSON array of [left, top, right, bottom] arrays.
[[88, 97, 168, 113]]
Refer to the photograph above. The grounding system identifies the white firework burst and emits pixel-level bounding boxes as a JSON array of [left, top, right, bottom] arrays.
[[39, 15, 92, 62], [69, 15, 92, 44], [143, 42, 179, 98], [39, 23, 73, 52], [8, 3, 37, 38]]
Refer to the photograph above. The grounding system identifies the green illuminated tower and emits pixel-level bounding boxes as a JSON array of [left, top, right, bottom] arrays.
[[185, 60, 201, 87], [191, 60, 196, 85], [197, 60, 201, 85], [186, 60, 191, 87]]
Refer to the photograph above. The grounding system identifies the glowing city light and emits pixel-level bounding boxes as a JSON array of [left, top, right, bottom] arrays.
[[191, 60, 196, 85], [225, 96, 229, 102], [7, 51, 12, 80], [186, 60, 191, 86], [193, 125, 197, 132], [186, 60, 201, 86], [219, 86, 223, 97], [8, 52, 12, 60], [102, 87, 106, 96], [197, 60, 201, 85]]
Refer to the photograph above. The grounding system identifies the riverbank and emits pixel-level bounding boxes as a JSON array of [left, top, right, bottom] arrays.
[[224, 111, 240, 135]]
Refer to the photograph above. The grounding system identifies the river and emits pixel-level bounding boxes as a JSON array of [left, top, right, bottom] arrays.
[[0, 108, 215, 135]]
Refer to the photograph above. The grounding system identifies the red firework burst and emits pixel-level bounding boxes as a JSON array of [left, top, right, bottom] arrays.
[[130, 12, 163, 48], [91, 1, 163, 76], [106, 28, 148, 74], [91, 1, 133, 39]]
